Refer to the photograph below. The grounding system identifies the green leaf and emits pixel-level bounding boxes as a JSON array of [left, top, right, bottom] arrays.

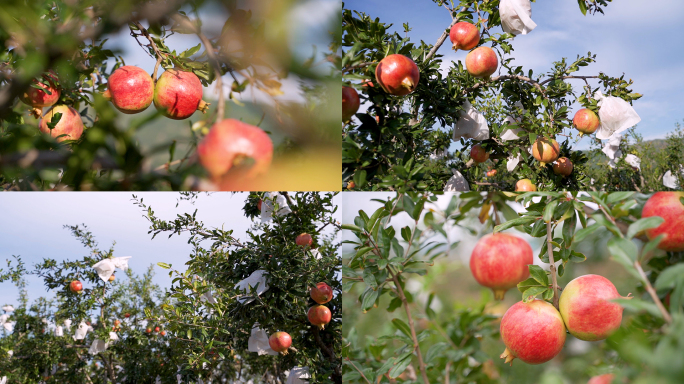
[[655, 264, 684, 290], [607, 237, 638, 267], [361, 287, 379, 311], [577, 0, 588, 15], [543, 199, 559, 223], [626, 217, 664, 240], [528, 265, 549, 286], [388, 352, 413, 379], [606, 192, 635, 204], [363, 269, 377, 290], [157, 262, 171, 269], [425, 342, 448, 364], [523, 286, 548, 302], [517, 277, 544, 292], [391, 318, 412, 339], [342, 224, 363, 232], [181, 43, 202, 58], [400, 226, 412, 243], [494, 217, 536, 232], [573, 223, 600, 243], [613, 298, 663, 319]]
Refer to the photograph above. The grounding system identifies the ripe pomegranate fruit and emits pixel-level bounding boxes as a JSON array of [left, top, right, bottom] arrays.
[[69, 280, 83, 293], [307, 305, 332, 330], [39, 105, 84, 142], [573, 108, 599, 135], [108, 275, 116, 282], [146, 327, 152, 333], [470, 233, 533, 300], [465, 46, 498, 78], [114, 320, 121, 327], [257, 200, 263, 211], [553, 157, 573, 177], [197, 119, 273, 179], [268, 331, 292, 355], [161, 331, 167, 336], [470, 144, 489, 163], [641, 192, 684, 251], [296, 233, 313, 247], [374, 54, 419, 96], [20, 71, 60, 110], [532, 137, 560, 165], [587, 373, 614, 384], [500, 299, 566, 365], [559, 274, 625, 341], [342, 86, 360, 122], [154, 326, 160, 332], [515, 179, 537, 192], [311, 282, 334, 304], [104, 66, 154, 114], [124, 313, 131, 318], [154, 69, 209, 120], [449, 22, 480, 51], [486, 169, 497, 177], [347, 181, 356, 189]]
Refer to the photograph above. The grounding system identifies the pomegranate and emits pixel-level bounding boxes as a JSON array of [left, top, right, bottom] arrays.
[[146, 327, 152, 334], [374, 54, 419, 96], [553, 157, 573, 177], [587, 374, 614, 384], [532, 137, 560, 165], [39, 105, 84, 142], [108, 275, 116, 282], [104, 66, 154, 114], [641, 192, 684, 251], [257, 200, 263, 211], [559, 275, 625, 341], [311, 282, 334, 304], [470, 144, 489, 163], [515, 179, 537, 192], [449, 22, 480, 51], [307, 305, 332, 329], [154, 69, 209, 120], [296, 233, 313, 247], [114, 320, 121, 327], [197, 119, 273, 179], [342, 86, 360, 122], [161, 330, 167, 336], [268, 331, 292, 354], [20, 71, 60, 109], [465, 46, 498, 78], [470, 233, 533, 300], [500, 299, 566, 365], [124, 313, 131, 318], [69, 280, 83, 293], [573, 108, 599, 135], [486, 169, 497, 177], [347, 181, 356, 189], [154, 326, 160, 332]]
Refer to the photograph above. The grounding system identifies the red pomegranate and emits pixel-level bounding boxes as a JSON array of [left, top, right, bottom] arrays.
[[553, 157, 573, 177], [307, 305, 332, 330], [500, 300, 566, 365], [311, 282, 333, 304], [39, 105, 84, 142], [465, 47, 498, 78], [154, 69, 209, 120], [124, 313, 131, 318], [197, 119, 273, 179], [470, 233, 533, 300], [268, 331, 292, 354], [587, 373, 614, 384], [296, 233, 313, 247], [532, 137, 560, 165], [486, 170, 497, 177], [20, 71, 60, 109], [559, 274, 625, 341], [573, 109, 599, 135], [470, 144, 489, 163], [374, 54, 419, 96], [449, 22, 480, 51], [342, 86, 360, 122], [69, 280, 83, 293], [515, 179, 537, 192], [641, 192, 684, 251], [104, 66, 154, 114]]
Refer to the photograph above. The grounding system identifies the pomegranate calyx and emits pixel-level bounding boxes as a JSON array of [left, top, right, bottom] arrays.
[[493, 289, 506, 301], [30, 107, 43, 119], [500, 347, 515, 365], [401, 77, 415, 90], [197, 100, 210, 113], [102, 89, 112, 101]]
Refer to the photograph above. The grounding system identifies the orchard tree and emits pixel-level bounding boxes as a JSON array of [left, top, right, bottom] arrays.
[[342, 191, 684, 383], [135, 191, 342, 383], [0, 0, 340, 191], [341, 0, 648, 192]]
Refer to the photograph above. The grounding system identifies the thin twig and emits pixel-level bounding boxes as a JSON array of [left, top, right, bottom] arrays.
[[131, 21, 166, 82], [634, 261, 673, 324], [425, 6, 467, 62], [346, 358, 372, 384], [546, 218, 560, 309]]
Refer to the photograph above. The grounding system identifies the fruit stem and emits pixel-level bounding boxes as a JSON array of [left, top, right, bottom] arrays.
[[500, 347, 515, 365], [546, 215, 560, 309], [197, 99, 210, 114]]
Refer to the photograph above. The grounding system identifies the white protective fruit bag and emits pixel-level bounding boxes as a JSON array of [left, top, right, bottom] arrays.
[[594, 91, 641, 140], [443, 169, 470, 192], [247, 323, 278, 355], [499, 0, 537, 36], [453, 101, 489, 141]]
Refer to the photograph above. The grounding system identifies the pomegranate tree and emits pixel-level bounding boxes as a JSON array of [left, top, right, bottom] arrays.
[[307, 305, 331, 330], [39, 105, 84, 142], [469, 144, 489, 163], [532, 137, 560, 165], [500, 299, 567, 365], [103, 66, 154, 114], [553, 157, 573, 177], [465, 46, 498, 78], [641, 192, 684, 251], [153, 69, 209, 120], [470, 233, 533, 300], [342, 86, 360, 122], [296, 233, 313, 247], [268, 331, 292, 355], [311, 282, 333, 304], [374, 54, 419, 96], [449, 22, 479, 51], [573, 108, 600, 135]]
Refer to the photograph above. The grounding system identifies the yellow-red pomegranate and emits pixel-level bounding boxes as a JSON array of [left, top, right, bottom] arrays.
[[20, 71, 60, 109], [197, 119, 273, 179], [296, 233, 313, 247], [553, 157, 573, 177], [465, 47, 498, 78], [573, 108, 599, 135], [500, 299, 566, 365], [39, 105, 84, 142], [641, 192, 684, 251], [154, 69, 209, 120], [374, 54, 419, 96], [104, 66, 154, 114], [587, 374, 614, 384], [449, 22, 480, 51], [342, 86, 360, 122], [69, 280, 83, 293], [311, 282, 333, 304], [532, 137, 560, 165], [268, 331, 292, 354], [307, 305, 331, 329], [470, 144, 489, 163], [515, 179, 537, 192], [470, 233, 533, 300]]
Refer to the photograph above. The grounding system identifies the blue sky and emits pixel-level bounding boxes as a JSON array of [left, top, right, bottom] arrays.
[[0, 192, 341, 310], [344, 0, 684, 149]]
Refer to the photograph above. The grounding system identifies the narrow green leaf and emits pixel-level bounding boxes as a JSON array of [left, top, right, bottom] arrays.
[[391, 318, 412, 339], [157, 262, 171, 269], [494, 217, 537, 232], [626, 217, 664, 240]]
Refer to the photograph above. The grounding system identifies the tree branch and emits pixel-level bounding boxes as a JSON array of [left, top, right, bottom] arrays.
[[546, 219, 560, 309], [130, 21, 166, 82], [345, 358, 372, 384], [425, 6, 467, 62], [634, 261, 673, 324]]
